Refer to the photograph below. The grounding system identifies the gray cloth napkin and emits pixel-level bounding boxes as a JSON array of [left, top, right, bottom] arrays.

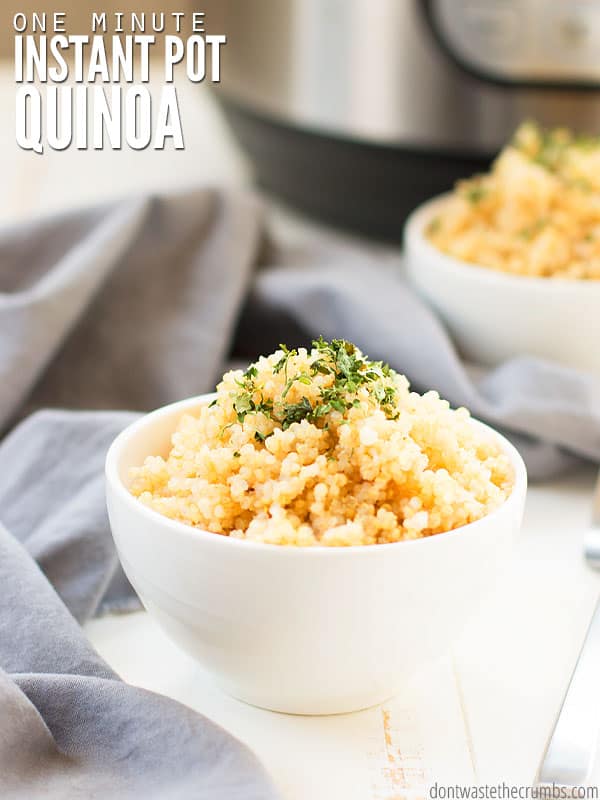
[[0, 410, 279, 799], [1, 188, 599, 477], [1, 187, 600, 796]]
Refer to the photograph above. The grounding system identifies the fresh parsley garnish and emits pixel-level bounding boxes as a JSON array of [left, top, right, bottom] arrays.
[[211, 339, 400, 443], [464, 184, 487, 204]]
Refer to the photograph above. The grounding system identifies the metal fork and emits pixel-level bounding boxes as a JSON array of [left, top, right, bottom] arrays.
[[536, 469, 600, 786], [587, 472, 600, 567]]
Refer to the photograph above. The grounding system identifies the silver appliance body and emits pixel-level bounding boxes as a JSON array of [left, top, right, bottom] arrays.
[[214, 0, 600, 239]]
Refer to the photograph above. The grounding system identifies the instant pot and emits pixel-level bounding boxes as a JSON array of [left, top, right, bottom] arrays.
[[214, 0, 600, 241]]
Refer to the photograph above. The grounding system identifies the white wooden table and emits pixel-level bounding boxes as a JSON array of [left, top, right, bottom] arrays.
[[2, 65, 599, 797]]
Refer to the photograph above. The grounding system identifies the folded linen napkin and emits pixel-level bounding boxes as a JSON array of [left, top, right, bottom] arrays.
[[0, 410, 279, 799], [1, 187, 600, 796], [1, 188, 599, 478]]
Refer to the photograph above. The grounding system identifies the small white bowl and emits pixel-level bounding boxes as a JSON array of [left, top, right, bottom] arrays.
[[106, 394, 527, 715], [404, 195, 600, 376]]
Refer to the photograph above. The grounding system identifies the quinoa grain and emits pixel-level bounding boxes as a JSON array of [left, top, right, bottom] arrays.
[[129, 341, 513, 546]]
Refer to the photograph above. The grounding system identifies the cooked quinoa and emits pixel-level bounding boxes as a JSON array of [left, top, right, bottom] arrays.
[[129, 339, 513, 546], [427, 122, 600, 279]]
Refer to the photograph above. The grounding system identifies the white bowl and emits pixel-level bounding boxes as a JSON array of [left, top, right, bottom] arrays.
[[105, 394, 527, 715], [404, 195, 600, 376]]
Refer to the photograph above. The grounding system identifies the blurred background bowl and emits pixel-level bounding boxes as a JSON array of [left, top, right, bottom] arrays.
[[404, 194, 600, 376]]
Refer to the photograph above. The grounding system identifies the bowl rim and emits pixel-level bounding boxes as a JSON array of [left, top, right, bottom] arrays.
[[105, 393, 527, 557], [404, 193, 600, 292]]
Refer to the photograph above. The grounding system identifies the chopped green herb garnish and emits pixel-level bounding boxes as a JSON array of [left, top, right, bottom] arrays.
[[233, 392, 255, 423], [213, 339, 401, 444], [281, 371, 312, 399], [513, 122, 599, 185], [517, 218, 548, 241], [280, 396, 313, 429], [427, 216, 441, 235], [464, 185, 487, 204], [273, 344, 297, 375], [219, 422, 234, 439]]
